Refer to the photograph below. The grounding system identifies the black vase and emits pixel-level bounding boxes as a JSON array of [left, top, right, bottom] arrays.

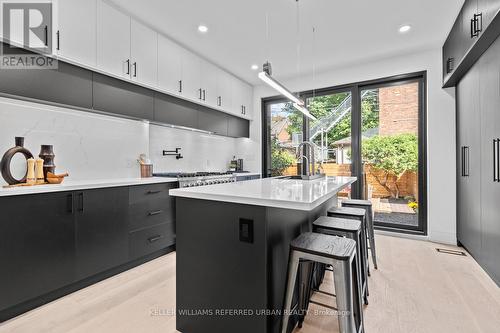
[[39, 145, 56, 180], [0, 137, 34, 185]]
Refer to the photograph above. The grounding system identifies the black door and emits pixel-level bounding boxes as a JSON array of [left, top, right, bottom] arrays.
[[0, 192, 75, 311], [74, 187, 129, 280]]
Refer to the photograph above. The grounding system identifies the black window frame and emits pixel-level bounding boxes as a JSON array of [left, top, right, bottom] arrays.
[[261, 71, 428, 235]]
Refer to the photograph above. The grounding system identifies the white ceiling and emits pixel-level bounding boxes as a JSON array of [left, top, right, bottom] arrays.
[[110, 0, 464, 85]]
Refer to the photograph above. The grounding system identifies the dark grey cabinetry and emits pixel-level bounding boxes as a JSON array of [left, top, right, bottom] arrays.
[[228, 116, 250, 138], [443, 0, 500, 87], [92, 73, 154, 120], [198, 107, 229, 136], [0, 192, 75, 312], [74, 188, 129, 280], [456, 34, 500, 286], [456, 68, 482, 259], [478, 36, 500, 285], [0, 59, 93, 109], [0, 182, 177, 322], [154, 93, 198, 128]]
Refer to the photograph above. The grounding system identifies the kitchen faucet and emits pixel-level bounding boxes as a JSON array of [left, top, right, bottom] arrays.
[[297, 141, 315, 177]]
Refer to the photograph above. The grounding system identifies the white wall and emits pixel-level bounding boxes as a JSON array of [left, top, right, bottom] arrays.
[[0, 97, 149, 183], [241, 48, 457, 245], [149, 124, 240, 172]]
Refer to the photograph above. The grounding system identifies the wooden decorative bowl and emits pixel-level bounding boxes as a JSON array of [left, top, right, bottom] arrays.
[[46, 172, 69, 184]]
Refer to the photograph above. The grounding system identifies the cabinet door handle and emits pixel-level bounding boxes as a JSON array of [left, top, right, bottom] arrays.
[[147, 190, 162, 194], [199, 88, 202, 99], [44, 25, 48, 46], [56, 30, 60, 50], [494, 139, 499, 182], [125, 59, 130, 75], [179, 80, 182, 93], [67, 193, 74, 214], [133, 62, 137, 77], [148, 210, 163, 216], [78, 192, 84, 212], [203, 89, 206, 101], [446, 58, 454, 73], [148, 235, 164, 243], [471, 13, 483, 38], [461, 146, 465, 177], [465, 146, 470, 177]]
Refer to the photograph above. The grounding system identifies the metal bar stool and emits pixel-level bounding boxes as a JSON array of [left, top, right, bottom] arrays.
[[342, 199, 378, 269], [328, 206, 370, 282], [313, 216, 369, 305], [281, 232, 364, 333]]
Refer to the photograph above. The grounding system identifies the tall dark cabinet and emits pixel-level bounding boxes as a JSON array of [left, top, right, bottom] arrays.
[[456, 33, 500, 286]]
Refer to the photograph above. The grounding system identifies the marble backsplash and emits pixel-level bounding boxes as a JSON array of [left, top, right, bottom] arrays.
[[0, 97, 149, 185], [0, 96, 251, 186]]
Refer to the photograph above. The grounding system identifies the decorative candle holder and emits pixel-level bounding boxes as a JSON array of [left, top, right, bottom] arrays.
[[39, 145, 56, 181]]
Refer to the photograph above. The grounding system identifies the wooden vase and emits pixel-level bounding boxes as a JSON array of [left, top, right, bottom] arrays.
[[39, 145, 56, 181]]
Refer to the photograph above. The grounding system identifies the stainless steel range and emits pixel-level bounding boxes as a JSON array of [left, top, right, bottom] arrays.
[[154, 172, 236, 188]]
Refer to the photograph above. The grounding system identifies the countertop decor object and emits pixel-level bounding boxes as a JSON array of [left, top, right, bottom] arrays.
[[0, 137, 34, 185], [46, 172, 69, 184], [39, 145, 55, 180], [26, 158, 36, 185], [35, 159, 45, 184]]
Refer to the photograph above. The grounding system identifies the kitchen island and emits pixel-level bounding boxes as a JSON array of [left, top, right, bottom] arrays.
[[169, 176, 356, 333]]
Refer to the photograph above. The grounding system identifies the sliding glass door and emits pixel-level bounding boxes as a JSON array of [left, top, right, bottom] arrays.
[[262, 73, 427, 234]]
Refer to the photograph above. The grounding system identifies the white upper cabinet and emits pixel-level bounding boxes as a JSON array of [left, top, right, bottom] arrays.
[[200, 59, 218, 107], [180, 49, 201, 101], [231, 79, 253, 119], [55, 0, 97, 67], [130, 19, 157, 87], [216, 70, 234, 112], [97, 0, 131, 78], [158, 34, 182, 95]]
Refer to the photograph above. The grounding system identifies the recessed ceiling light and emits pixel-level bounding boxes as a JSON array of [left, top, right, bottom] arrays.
[[399, 25, 411, 33], [251, 64, 259, 70], [198, 25, 208, 33]]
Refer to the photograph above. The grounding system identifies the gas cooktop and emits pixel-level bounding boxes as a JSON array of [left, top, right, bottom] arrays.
[[153, 172, 236, 188]]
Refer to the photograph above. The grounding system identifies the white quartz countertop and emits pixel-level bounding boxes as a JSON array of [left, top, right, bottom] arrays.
[[0, 177, 178, 197], [169, 176, 357, 211]]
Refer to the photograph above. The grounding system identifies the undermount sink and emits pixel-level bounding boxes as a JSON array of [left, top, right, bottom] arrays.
[[278, 174, 326, 181]]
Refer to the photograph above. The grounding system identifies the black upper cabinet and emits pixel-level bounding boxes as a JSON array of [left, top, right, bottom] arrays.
[[197, 106, 229, 136], [154, 93, 198, 128], [74, 187, 129, 280], [0, 46, 93, 109], [92, 73, 154, 120], [479, 0, 500, 29], [0, 192, 76, 312], [443, 0, 500, 86], [228, 116, 250, 138]]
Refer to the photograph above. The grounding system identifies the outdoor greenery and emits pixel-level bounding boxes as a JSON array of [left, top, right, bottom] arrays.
[[270, 138, 296, 176], [361, 133, 418, 198], [284, 91, 380, 145]]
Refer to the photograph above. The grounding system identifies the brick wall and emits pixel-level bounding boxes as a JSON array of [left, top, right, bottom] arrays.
[[282, 163, 418, 199], [379, 82, 419, 136]]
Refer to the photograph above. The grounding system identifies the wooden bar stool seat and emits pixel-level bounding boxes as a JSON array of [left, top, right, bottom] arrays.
[[313, 216, 369, 305]]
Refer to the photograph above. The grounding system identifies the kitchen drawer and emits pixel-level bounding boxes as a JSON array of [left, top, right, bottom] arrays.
[[129, 183, 175, 205], [128, 206, 174, 232], [129, 222, 175, 260]]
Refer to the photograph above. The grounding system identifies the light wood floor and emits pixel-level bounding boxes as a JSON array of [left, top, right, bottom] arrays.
[[1, 235, 500, 333]]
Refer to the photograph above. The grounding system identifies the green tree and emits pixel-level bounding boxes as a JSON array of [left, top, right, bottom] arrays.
[[361, 133, 418, 198], [270, 138, 296, 176], [284, 91, 380, 146]]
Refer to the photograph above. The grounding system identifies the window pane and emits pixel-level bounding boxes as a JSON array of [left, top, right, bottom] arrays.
[[361, 82, 419, 228], [269, 102, 302, 176]]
